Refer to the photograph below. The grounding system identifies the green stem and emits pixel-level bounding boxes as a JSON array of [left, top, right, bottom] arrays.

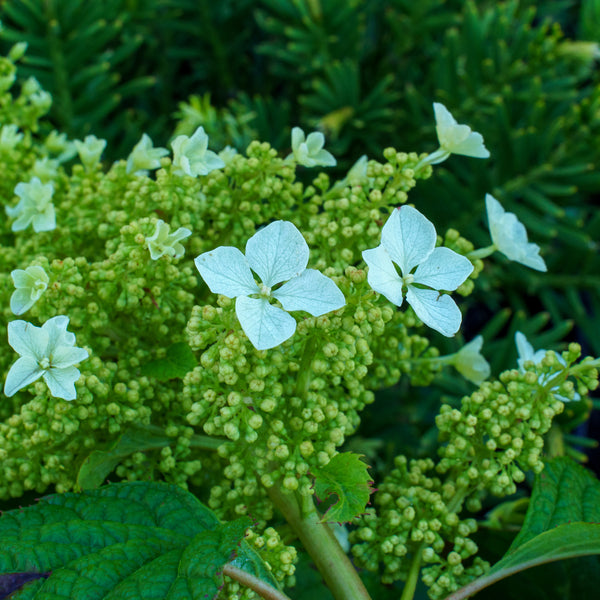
[[400, 543, 425, 600], [222, 563, 293, 600], [467, 244, 496, 260], [294, 335, 319, 398], [266, 484, 372, 600]]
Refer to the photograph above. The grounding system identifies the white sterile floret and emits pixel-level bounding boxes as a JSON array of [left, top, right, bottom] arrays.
[[145, 219, 192, 260], [362, 206, 474, 337], [126, 133, 169, 175], [218, 146, 238, 165], [4, 316, 89, 401], [0, 124, 23, 149], [171, 126, 225, 177], [515, 331, 580, 402], [485, 194, 547, 272], [10, 265, 49, 315], [452, 335, 491, 385], [32, 157, 60, 182], [286, 127, 336, 168], [424, 102, 490, 165], [5, 177, 56, 232], [74, 135, 107, 170], [195, 221, 345, 350]]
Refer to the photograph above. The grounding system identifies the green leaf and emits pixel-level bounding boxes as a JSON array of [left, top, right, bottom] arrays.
[[312, 452, 373, 523], [76, 424, 173, 490], [140, 342, 197, 381], [447, 457, 600, 600], [0, 481, 274, 599]]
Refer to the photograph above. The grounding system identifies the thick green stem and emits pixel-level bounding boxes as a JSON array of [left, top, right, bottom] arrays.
[[400, 543, 425, 600], [267, 485, 372, 600]]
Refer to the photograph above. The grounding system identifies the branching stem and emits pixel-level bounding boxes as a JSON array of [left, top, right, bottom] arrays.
[[267, 484, 372, 600], [222, 563, 293, 600]]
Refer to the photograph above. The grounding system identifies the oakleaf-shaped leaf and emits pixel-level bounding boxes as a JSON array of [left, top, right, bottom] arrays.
[[446, 457, 600, 600], [140, 342, 196, 381], [313, 453, 373, 523], [0, 482, 278, 599]]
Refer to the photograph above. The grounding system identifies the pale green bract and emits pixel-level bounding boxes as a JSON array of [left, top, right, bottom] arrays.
[[195, 221, 346, 350], [5, 176, 56, 232], [286, 127, 336, 168], [4, 316, 89, 401], [452, 335, 491, 385], [0, 123, 23, 149], [486, 194, 547, 272], [10, 265, 49, 315], [145, 219, 192, 260], [362, 206, 474, 337], [126, 133, 169, 175], [515, 331, 580, 402], [74, 134, 107, 170], [171, 126, 225, 177]]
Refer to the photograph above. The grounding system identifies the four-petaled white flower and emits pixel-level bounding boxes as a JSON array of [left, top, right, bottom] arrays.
[[10, 265, 49, 315], [145, 220, 192, 260], [362, 206, 474, 337], [486, 194, 547, 272], [171, 126, 225, 177], [74, 135, 107, 170], [126, 133, 169, 175], [195, 221, 346, 350], [452, 335, 491, 385], [4, 316, 89, 401], [5, 177, 56, 232], [515, 331, 580, 402], [286, 127, 336, 168], [419, 102, 490, 167]]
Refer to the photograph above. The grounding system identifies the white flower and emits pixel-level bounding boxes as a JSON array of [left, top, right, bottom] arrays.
[[145, 220, 192, 260], [171, 126, 225, 177], [286, 127, 336, 168], [420, 102, 490, 166], [515, 331, 580, 402], [126, 133, 169, 175], [362, 206, 474, 337], [195, 221, 346, 350], [5, 177, 56, 232], [45, 131, 77, 163], [32, 157, 60, 182], [4, 316, 89, 401], [0, 124, 23, 149], [486, 194, 547, 272], [10, 265, 49, 315], [452, 335, 491, 385], [74, 135, 106, 170]]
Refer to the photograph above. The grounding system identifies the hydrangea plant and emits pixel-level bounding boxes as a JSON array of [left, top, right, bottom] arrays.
[[0, 48, 598, 600]]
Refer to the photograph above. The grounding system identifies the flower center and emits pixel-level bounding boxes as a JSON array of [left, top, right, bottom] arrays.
[[258, 282, 272, 299], [38, 357, 50, 369], [402, 273, 415, 286]]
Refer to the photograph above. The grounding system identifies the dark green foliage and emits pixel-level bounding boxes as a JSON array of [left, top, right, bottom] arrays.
[[0, 481, 276, 599]]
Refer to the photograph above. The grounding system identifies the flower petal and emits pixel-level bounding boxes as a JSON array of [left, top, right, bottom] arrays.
[[273, 269, 345, 316], [3, 356, 44, 396], [245, 221, 309, 287], [362, 245, 404, 306], [235, 296, 297, 350], [413, 247, 473, 291], [43, 366, 81, 401], [195, 246, 258, 297], [450, 131, 490, 158], [406, 286, 463, 337], [305, 131, 325, 154], [42, 316, 75, 351], [51, 345, 89, 369], [291, 127, 305, 152], [381, 206, 436, 274], [453, 336, 491, 385], [10, 288, 36, 315], [7, 320, 47, 359]]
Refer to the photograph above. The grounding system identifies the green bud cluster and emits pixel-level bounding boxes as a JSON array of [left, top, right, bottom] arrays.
[[351, 456, 488, 595], [435, 347, 596, 496]]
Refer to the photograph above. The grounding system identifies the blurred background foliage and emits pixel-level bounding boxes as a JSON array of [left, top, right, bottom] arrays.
[[1, 0, 599, 456]]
